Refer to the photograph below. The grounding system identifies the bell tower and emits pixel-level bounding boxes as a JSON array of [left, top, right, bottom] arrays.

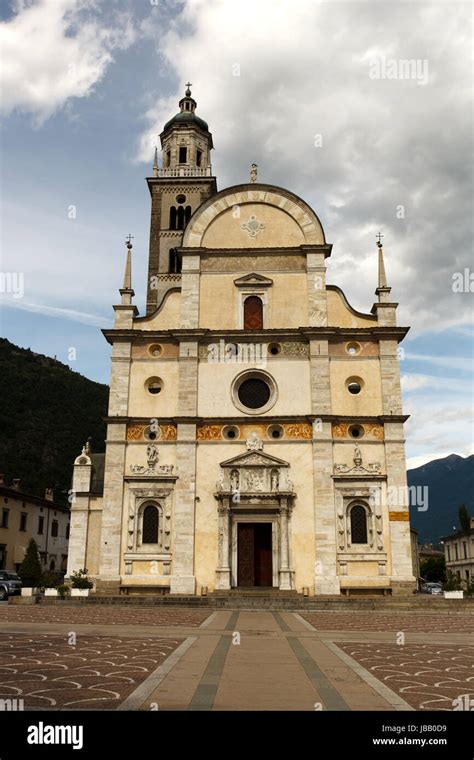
[[145, 84, 217, 313]]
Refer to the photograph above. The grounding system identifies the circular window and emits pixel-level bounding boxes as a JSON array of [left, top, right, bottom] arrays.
[[346, 376, 364, 395], [148, 344, 163, 357], [145, 425, 161, 441], [267, 424, 284, 440], [146, 377, 163, 395], [238, 379, 270, 408], [222, 425, 240, 440], [346, 341, 361, 355], [232, 371, 277, 414], [175, 194, 186, 204], [268, 342, 282, 356], [348, 424, 365, 439]]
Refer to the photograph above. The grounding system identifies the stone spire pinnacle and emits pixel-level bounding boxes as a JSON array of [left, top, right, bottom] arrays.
[[153, 146, 158, 177], [375, 233, 391, 302], [120, 236, 135, 304]]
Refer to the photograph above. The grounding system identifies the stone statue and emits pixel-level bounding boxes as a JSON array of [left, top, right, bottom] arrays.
[[250, 163, 258, 183], [216, 472, 225, 491], [246, 432, 263, 451], [353, 445, 362, 465], [271, 470, 279, 492], [230, 470, 239, 492], [147, 443, 159, 468]]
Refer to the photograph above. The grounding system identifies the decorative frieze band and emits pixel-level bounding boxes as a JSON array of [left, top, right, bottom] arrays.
[[127, 424, 178, 441]]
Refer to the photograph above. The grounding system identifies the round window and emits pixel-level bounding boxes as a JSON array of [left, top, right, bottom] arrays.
[[146, 377, 163, 395], [346, 376, 364, 395], [148, 343, 162, 357], [346, 342, 361, 355], [348, 424, 365, 439], [268, 343, 282, 356], [176, 194, 186, 204], [267, 424, 284, 439], [238, 379, 271, 409], [222, 425, 240, 440], [232, 371, 277, 414]]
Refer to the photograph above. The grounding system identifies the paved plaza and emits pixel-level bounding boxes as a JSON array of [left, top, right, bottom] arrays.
[[0, 606, 472, 711]]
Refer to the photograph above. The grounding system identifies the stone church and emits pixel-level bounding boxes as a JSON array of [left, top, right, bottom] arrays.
[[68, 86, 415, 596]]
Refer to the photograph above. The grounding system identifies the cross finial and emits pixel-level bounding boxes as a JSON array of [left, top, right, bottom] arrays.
[[125, 234, 134, 248], [185, 81, 192, 96], [376, 232, 384, 247]]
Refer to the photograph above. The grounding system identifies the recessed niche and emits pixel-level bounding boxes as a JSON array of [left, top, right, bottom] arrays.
[[148, 344, 163, 357]]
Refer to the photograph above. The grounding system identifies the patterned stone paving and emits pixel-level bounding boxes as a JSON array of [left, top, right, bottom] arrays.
[[0, 633, 183, 709], [336, 642, 474, 711], [0, 606, 211, 627], [302, 612, 474, 633]]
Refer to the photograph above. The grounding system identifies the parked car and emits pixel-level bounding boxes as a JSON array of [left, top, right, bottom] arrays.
[[424, 582, 443, 595], [0, 571, 22, 600]]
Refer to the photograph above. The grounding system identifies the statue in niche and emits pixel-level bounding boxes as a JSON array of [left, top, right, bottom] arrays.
[[353, 445, 362, 466], [147, 443, 159, 468], [216, 472, 224, 491], [271, 469, 279, 492], [230, 470, 239, 492]]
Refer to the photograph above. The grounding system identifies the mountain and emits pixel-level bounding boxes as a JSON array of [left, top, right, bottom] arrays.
[[408, 454, 474, 544], [0, 338, 108, 505]]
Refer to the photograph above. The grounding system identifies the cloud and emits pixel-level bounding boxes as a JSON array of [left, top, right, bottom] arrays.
[[0, 0, 136, 121], [137, 0, 472, 335], [1, 299, 113, 327]]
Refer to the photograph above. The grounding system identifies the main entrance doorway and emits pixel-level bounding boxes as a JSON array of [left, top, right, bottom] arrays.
[[237, 523, 273, 587]]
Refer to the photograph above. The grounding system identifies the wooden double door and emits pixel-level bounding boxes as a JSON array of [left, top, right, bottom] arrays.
[[237, 523, 273, 587]]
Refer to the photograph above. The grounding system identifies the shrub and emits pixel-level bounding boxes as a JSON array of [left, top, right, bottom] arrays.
[[69, 569, 93, 590], [56, 584, 69, 599], [18, 539, 42, 587], [443, 571, 463, 591]]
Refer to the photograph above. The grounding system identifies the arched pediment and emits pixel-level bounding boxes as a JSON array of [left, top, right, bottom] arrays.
[[182, 184, 326, 249]]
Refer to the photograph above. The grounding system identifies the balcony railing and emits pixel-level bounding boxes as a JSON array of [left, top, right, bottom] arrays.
[[156, 167, 213, 178]]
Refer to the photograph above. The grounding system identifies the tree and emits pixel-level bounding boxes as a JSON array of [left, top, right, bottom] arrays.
[[420, 555, 446, 583], [18, 538, 42, 587], [459, 504, 471, 532]]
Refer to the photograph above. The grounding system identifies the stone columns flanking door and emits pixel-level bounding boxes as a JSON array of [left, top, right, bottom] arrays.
[[278, 499, 292, 590], [216, 500, 231, 590]]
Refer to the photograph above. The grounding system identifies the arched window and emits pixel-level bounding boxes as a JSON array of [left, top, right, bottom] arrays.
[[243, 296, 263, 329], [169, 206, 177, 230], [350, 505, 368, 544], [177, 206, 185, 230], [185, 205, 192, 224], [142, 505, 159, 544]]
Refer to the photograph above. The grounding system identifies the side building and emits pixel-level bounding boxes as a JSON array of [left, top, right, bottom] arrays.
[[443, 518, 474, 588], [0, 476, 70, 574]]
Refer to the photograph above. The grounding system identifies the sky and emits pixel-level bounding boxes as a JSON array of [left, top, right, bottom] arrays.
[[0, 0, 472, 469]]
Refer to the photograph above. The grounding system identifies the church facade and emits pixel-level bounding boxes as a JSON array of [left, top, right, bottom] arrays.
[[68, 87, 415, 596]]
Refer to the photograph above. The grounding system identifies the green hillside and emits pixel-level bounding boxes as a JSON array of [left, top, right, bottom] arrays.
[[0, 338, 108, 504]]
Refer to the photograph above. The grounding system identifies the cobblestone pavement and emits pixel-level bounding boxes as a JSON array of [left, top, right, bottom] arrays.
[[302, 612, 474, 633], [0, 606, 211, 627], [0, 633, 183, 709], [0, 607, 472, 711], [335, 642, 474, 711]]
